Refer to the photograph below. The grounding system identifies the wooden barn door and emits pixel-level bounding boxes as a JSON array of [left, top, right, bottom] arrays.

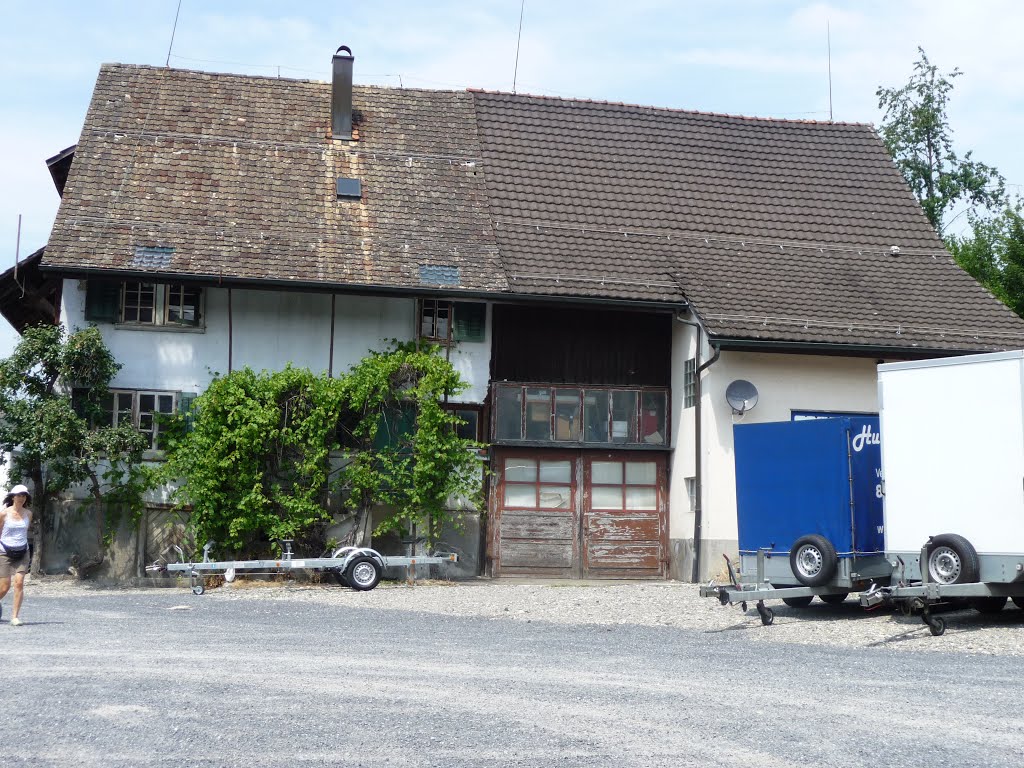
[[492, 450, 668, 579], [582, 454, 668, 578], [493, 452, 579, 577]]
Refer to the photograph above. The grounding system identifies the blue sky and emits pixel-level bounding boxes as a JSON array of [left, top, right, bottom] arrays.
[[3, 0, 1024, 358]]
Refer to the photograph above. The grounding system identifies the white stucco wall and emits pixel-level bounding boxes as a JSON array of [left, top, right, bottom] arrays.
[[61, 280, 492, 402], [701, 350, 882, 543], [669, 325, 895, 577]]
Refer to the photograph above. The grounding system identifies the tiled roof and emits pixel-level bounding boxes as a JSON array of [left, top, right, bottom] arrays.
[[471, 90, 1024, 350], [43, 65, 506, 293], [41, 65, 1024, 351]]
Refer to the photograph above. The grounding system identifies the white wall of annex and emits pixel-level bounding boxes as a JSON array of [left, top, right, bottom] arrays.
[[668, 318, 700, 541], [62, 281, 492, 402], [700, 350, 882, 542]]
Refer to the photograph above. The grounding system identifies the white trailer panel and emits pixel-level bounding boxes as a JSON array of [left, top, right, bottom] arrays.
[[878, 350, 1024, 557]]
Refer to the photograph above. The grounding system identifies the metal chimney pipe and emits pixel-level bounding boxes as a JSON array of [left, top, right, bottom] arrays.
[[331, 45, 354, 139]]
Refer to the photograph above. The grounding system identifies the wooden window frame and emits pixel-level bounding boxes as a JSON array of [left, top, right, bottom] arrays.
[[491, 383, 670, 449]]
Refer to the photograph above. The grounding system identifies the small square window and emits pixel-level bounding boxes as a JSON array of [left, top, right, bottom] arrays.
[[121, 282, 157, 323], [166, 284, 202, 326], [419, 299, 451, 341]]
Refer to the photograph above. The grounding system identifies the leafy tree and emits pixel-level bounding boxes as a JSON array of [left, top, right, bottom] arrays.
[[0, 325, 151, 576], [162, 343, 483, 558], [947, 206, 1024, 317], [877, 47, 1006, 232]]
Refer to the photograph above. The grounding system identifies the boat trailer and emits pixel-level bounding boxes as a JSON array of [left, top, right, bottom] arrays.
[[147, 540, 458, 594]]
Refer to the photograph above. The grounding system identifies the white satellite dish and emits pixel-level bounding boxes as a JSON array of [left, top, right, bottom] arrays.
[[726, 380, 759, 415]]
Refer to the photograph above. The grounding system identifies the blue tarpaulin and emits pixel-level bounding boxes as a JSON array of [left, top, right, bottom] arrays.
[[734, 417, 883, 557]]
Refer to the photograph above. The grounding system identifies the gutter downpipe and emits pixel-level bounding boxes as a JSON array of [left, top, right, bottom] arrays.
[[676, 313, 721, 582]]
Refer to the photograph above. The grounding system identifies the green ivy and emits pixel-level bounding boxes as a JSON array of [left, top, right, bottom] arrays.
[[161, 343, 483, 558]]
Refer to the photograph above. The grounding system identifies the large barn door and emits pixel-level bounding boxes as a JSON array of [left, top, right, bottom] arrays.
[[582, 454, 667, 578], [493, 452, 579, 577], [492, 450, 668, 579]]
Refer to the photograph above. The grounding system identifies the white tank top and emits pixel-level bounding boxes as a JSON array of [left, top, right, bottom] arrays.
[[0, 513, 29, 549]]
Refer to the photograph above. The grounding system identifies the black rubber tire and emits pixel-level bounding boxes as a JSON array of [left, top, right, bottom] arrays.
[[819, 593, 849, 605], [345, 555, 382, 591], [925, 533, 980, 585], [330, 567, 350, 587], [1012, 596, 1024, 610], [781, 596, 814, 608], [927, 616, 946, 637], [789, 534, 838, 587], [970, 596, 1007, 614]]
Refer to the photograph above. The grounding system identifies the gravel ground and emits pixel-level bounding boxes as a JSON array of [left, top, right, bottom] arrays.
[[24, 574, 1024, 655], [7, 577, 1024, 767]]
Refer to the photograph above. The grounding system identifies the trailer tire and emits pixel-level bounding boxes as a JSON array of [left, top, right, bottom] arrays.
[[345, 555, 382, 591], [789, 535, 838, 587], [819, 593, 849, 605], [330, 567, 351, 588], [925, 534, 979, 585], [970, 596, 1007, 614], [781, 596, 814, 608]]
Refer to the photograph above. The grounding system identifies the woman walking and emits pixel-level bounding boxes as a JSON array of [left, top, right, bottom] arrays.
[[0, 484, 32, 626]]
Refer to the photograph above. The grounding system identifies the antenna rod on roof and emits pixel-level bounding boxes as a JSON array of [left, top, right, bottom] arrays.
[[512, 0, 525, 94], [827, 19, 833, 122], [166, 0, 183, 68]]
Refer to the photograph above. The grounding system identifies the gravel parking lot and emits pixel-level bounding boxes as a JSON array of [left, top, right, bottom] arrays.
[[6, 577, 1024, 767], [195, 576, 1024, 654]]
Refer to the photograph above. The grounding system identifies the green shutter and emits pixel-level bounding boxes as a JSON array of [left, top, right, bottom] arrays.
[[84, 281, 120, 322], [178, 392, 198, 433], [374, 402, 417, 451], [452, 302, 486, 342]]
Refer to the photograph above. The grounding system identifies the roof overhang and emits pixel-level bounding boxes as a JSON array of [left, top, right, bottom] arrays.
[[38, 263, 687, 313], [709, 336, 998, 360], [0, 248, 62, 334], [45, 145, 76, 197]]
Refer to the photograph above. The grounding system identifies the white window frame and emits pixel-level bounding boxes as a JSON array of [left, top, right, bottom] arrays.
[[683, 358, 697, 409]]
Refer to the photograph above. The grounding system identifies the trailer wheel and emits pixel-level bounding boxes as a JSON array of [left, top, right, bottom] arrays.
[[781, 596, 813, 608], [819, 593, 849, 605], [330, 567, 351, 588], [925, 534, 979, 585], [789, 535, 838, 587], [970, 596, 1007, 614], [345, 555, 382, 591]]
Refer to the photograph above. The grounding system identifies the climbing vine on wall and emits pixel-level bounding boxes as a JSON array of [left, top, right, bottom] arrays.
[[162, 343, 483, 557]]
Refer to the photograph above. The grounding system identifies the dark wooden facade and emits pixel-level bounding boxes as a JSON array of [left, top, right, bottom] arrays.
[[487, 305, 672, 578]]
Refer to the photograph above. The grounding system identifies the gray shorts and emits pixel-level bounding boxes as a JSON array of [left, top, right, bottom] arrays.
[[0, 550, 30, 578]]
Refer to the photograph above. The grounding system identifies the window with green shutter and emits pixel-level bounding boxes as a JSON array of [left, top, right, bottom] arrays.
[[84, 281, 120, 323], [452, 302, 486, 342], [178, 392, 198, 433], [374, 402, 417, 451]]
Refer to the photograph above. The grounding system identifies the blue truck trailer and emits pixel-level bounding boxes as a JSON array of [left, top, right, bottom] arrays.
[[701, 416, 892, 625]]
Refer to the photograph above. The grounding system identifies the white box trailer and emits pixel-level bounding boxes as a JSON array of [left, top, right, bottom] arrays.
[[865, 350, 1024, 633]]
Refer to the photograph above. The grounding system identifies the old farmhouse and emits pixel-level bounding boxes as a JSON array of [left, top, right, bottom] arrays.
[[4, 47, 1024, 581]]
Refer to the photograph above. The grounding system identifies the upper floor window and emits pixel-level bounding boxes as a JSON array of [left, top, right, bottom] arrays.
[[417, 300, 486, 344], [85, 280, 204, 328], [492, 384, 669, 448]]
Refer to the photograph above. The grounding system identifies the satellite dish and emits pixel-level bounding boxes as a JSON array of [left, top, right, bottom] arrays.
[[726, 380, 759, 415]]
